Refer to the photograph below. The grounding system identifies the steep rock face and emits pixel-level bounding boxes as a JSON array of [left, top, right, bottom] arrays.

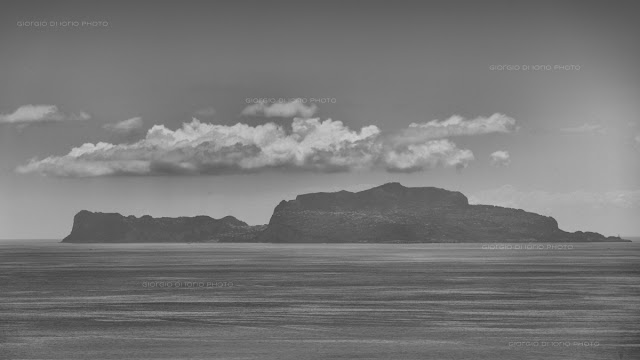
[[257, 183, 625, 243], [62, 210, 263, 243]]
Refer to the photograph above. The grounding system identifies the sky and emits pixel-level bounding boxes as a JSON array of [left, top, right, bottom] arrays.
[[1, 0, 639, 239]]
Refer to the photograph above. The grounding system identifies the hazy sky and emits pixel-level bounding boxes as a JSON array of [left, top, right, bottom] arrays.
[[1, 0, 639, 238]]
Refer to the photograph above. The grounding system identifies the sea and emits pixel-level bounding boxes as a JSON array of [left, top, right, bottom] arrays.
[[1, 240, 639, 359]]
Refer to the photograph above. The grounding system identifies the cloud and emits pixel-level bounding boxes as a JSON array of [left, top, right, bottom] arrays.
[[16, 117, 476, 177], [393, 113, 516, 145], [489, 150, 511, 167], [241, 100, 318, 118], [469, 185, 640, 213], [635, 134, 640, 144], [194, 107, 216, 117], [0, 105, 90, 125], [383, 140, 474, 172], [103, 117, 144, 134], [560, 123, 605, 134]]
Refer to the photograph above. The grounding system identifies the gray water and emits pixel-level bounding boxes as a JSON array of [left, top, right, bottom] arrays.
[[1, 240, 639, 359]]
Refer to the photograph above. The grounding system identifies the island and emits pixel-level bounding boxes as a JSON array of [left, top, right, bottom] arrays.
[[62, 211, 265, 243], [63, 183, 628, 243]]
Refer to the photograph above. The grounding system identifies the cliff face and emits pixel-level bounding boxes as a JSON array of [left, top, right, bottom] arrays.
[[257, 183, 625, 243], [62, 210, 264, 243]]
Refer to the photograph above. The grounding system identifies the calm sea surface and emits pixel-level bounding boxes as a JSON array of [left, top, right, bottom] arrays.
[[1, 240, 639, 359]]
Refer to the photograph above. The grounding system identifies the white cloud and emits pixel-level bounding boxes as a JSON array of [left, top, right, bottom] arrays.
[[393, 113, 516, 145], [469, 185, 640, 214], [489, 150, 511, 167], [194, 107, 216, 117], [635, 134, 640, 143], [241, 100, 317, 118], [103, 117, 144, 134], [0, 105, 90, 125], [560, 123, 605, 134], [383, 140, 474, 172], [16, 118, 476, 177]]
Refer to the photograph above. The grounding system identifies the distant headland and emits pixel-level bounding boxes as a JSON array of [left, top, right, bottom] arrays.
[[62, 183, 629, 243]]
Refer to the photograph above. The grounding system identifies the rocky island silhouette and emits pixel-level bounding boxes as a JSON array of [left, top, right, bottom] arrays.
[[62, 183, 628, 243]]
